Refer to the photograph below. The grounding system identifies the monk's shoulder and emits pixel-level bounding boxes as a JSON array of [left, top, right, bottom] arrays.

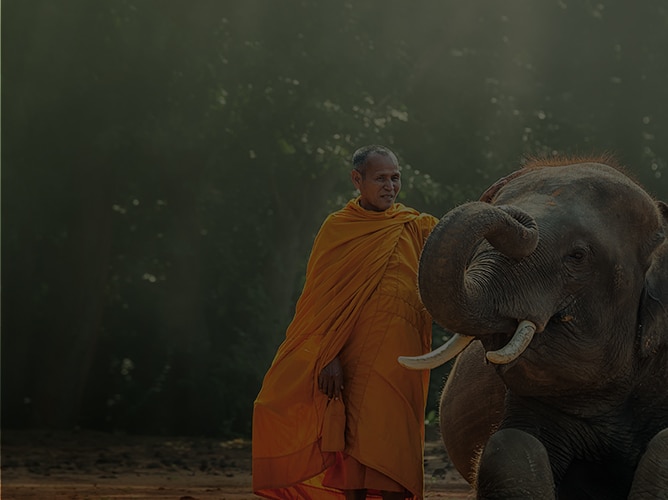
[[413, 211, 439, 238]]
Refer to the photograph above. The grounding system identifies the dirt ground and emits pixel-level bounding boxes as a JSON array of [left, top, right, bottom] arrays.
[[1, 428, 474, 499]]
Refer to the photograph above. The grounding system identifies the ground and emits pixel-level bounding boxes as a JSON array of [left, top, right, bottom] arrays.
[[1, 427, 473, 499]]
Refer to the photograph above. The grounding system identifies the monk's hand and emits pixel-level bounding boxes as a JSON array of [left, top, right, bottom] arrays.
[[318, 356, 344, 399]]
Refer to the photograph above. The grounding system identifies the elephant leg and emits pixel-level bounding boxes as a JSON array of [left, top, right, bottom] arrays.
[[629, 428, 668, 499], [476, 428, 555, 500]]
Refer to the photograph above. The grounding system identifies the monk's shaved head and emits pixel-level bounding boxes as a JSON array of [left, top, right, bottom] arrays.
[[352, 145, 398, 177]]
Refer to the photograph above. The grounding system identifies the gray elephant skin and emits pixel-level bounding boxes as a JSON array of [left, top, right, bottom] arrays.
[[403, 158, 668, 499]]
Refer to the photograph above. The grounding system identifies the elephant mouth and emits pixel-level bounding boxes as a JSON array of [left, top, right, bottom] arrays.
[[398, 320, 537, 370]]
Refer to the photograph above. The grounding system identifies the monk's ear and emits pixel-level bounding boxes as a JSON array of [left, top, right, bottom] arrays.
[[351, 169, 362, 190]]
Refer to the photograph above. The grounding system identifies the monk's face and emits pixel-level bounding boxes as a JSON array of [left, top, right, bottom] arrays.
[[351, 153, 402, 212]]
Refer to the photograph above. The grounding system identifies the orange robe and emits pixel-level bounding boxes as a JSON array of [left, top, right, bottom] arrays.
[[252, 198, 438, 499]]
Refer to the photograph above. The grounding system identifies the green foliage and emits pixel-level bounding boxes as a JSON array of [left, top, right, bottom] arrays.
[[3, 0, 668, 438]]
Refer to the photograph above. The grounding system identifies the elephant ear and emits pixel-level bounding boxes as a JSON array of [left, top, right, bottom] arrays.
[[638, 200, 668, 357]]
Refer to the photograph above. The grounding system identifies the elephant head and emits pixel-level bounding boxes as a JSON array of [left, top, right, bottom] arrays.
[[401, 159, 668, 498]]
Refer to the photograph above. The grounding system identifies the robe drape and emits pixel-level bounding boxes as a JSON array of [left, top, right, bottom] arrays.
[[252, 198, 437, 499]]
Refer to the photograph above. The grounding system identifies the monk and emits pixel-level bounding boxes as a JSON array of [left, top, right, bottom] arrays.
[[252, 145, 439, 499]]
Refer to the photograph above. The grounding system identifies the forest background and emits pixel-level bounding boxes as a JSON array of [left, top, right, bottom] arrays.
[[3, 0, 668, 439]]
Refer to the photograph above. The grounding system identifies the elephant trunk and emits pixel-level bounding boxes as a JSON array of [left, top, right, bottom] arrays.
[[418, 202, 539, 336]]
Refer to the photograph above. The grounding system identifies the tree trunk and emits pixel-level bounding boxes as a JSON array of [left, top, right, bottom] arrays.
[[30, 158, 113, 428]]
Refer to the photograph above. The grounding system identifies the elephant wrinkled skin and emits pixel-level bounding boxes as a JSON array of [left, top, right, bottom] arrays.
[[404, 159, 668, 499]]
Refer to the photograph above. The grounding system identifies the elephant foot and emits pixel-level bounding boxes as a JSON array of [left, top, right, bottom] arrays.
[[475, 429, 556, 500], [629, 428, 668, 499]]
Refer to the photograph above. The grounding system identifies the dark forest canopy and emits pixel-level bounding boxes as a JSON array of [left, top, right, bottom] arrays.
[[3, 0, 668, 438]]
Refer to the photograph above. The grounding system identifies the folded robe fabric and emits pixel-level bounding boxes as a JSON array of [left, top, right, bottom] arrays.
[[252, 198, 437, 499]]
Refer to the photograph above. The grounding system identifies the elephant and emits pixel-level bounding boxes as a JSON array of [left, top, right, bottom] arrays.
[[399, 158, 668, 499]]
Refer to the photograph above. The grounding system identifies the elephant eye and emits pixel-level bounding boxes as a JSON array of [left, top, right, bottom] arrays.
[[566, 247, 588, 262], [570, 250, 584, 260]]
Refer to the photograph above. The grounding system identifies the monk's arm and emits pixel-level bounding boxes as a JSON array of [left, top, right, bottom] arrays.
[[318, 356, 344, 399]]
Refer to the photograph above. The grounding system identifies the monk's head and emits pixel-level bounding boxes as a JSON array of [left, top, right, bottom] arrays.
[[351, 145, 401, 212]]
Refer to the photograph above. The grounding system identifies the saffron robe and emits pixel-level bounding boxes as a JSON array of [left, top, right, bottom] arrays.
[[252, 198, 438, 499]]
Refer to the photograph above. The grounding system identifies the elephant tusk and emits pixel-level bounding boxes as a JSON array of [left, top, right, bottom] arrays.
[[485, 320, 536, 365], [398, 333, 475, 370]]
